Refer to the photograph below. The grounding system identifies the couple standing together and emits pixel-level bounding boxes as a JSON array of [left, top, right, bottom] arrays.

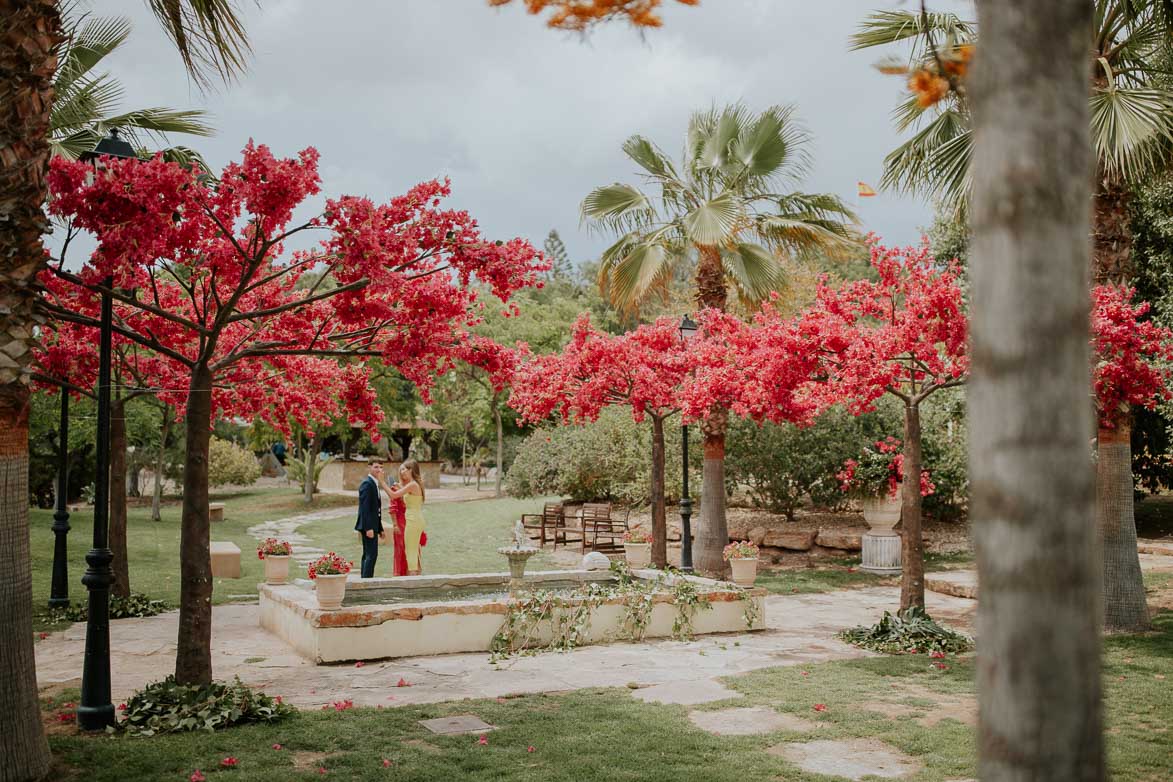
[[355, 459, 426, 578]]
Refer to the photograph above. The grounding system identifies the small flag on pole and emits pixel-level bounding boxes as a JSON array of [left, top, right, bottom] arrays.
[[857, 181, 877, 197]]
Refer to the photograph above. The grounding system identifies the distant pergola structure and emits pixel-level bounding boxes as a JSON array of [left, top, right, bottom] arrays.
[[383, 419, 443, 461]]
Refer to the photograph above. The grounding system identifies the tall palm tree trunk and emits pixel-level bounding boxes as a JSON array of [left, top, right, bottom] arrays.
[[109, 394, 130, 598], [693, 244, 729, 577], [0, 1, 60, 778], [899, 402, 924, 611], [1092, 174, 1149, 631], [649, 414, 667, 568], [175, 364, 214, 685], [970, 0, 1105, 778], [1098, 421, 1149, 630]]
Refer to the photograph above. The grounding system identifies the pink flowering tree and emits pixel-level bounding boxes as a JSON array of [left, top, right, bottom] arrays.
[[510, 316, 690, 567], [785, 240, 967, 611], [1092, 285, 1173, 631], [44, 144, 545, 684]]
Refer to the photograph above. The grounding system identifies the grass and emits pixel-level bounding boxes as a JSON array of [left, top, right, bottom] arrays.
[[30, 487, 560, 630], [754, 559, 891, 595], [43, 613, 1173, 781]]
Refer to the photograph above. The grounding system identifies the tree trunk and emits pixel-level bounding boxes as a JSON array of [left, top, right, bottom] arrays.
[[0, 2, 60, 777], [650, 415, 667, 568], [694, 409, 728, 578], [493, 396, 504, 498], [899, 402, 924, 611], [461, 424, 469, 486], [175, 364, 214, 685], [969, 2, 1105, 779], [1098, 421, 1149, 631], [152, 405, 171, 522], [303, 433, 320, 505], [1092, 175, 1132, 285], [109, 394, 130, 599]]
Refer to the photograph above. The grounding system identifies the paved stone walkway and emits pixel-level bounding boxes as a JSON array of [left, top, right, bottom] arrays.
[[246, 508, 355, 564], [34, 587, 977, 709]]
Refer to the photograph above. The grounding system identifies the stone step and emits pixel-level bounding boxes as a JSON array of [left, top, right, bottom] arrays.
[[925, 570, 977, 600]]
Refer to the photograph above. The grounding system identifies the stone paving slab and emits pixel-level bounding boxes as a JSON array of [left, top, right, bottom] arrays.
[[33, 586, 976, 708], [769, 738, 922, 780], [926, 571, 978, 600], [631, 678, 743, 706], [419, 715, 494, 735], [688, 706, 816, 735]]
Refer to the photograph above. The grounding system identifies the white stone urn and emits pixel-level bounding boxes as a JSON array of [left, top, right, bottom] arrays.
[[314, 574, 348, 610], [861, 493, 901, 536], [623, 542, 651, 568], [263, 555, 290, 585], [729, 557, 758, 587]]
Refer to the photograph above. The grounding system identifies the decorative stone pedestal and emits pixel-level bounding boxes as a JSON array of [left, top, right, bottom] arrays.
[[860, 533, 901, 575]]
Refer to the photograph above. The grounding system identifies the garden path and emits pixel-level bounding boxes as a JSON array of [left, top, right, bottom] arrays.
[[33, 587, 976, 709]]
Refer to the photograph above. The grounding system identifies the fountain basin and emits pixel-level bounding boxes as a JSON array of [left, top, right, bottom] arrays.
[[259, 569, 766, 663]]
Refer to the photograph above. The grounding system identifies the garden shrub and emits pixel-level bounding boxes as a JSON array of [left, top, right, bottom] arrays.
[[120, 676, 293, 736], [838, 606, 972, 654], [505, 407, 691, 505], [207, 436, 261, 488], [49, 593, 170, 623]]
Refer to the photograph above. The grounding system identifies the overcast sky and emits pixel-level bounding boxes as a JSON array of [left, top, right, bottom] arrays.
[[90, 0, 970, 263]]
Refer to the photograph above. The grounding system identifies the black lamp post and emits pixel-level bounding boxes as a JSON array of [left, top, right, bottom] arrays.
[[49, 389, 71, 608], [678, 314, 698, 572], [77, 128, 138, 731]]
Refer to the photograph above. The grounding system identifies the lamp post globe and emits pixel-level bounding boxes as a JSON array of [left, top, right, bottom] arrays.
[[77, 128, 139, 731], [677, 314, 697, 572]]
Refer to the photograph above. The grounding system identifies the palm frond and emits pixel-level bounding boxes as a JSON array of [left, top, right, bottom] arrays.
[[878, 107, 971, 200], [581, 184, 655, 234], [145, 0, 253, 87], [732, 104, 807, 180], [1090, 85, 1173, 180], [722, 242, 784, 303], [697, 105, 747, 171], [849, 9, 974, 52], [607, 242, 680, 309], [102, 107, 215, 138], [56, 14, 132, 96], [622, 134, 679, 182], [682, 191, 742, 245]]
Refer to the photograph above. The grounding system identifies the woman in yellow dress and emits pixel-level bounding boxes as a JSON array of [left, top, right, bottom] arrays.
[[382, 459, 425, 575]]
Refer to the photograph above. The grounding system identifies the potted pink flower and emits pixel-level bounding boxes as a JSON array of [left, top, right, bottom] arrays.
[[257, 538, 293, 585], [836, 437, 935, 536], [307, 552, 352, 610], [623, 528, 653, 568], [723, 541, 760, 587]]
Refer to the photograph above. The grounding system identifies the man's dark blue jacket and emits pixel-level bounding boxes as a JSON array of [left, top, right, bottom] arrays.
[[354, 474, 383, 535]]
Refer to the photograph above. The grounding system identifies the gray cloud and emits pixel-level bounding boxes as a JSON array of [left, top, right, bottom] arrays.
[[87, 0, 963, 262]]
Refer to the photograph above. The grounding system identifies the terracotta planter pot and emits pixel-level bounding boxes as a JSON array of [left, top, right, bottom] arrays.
[[861, 494, 901, 536], [263, 555, 290, 585], [624, 542, 651, 568], [314, 573, 348, 610], [729, 557, 758, 587]]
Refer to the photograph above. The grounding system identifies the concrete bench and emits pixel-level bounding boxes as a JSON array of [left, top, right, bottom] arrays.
[[210, 541, 241, 579], [209, 502, 225, 523]]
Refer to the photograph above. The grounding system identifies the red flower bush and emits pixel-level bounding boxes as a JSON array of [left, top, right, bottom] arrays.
[[307, 553, 351, 580], [1092, 285, 1173, 428], [257, 538, 293, 559]]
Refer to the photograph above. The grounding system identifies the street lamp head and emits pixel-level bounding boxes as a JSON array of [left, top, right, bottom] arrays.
[[80, 128, 139, 166], [678, 314, 698, 343]]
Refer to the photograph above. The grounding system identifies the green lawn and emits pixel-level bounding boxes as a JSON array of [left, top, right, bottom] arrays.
[[30, 488, 560, 630], [43, 612, 1173, 781]]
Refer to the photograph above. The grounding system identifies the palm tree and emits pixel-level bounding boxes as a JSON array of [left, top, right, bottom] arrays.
[[851, 1, 1173, 632], [51, 7, 214, 162], [581, 103, 858, 575], [0, 2, 248, 778]]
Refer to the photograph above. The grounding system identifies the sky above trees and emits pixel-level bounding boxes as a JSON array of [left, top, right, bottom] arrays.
[[87, 0, 967, 266]]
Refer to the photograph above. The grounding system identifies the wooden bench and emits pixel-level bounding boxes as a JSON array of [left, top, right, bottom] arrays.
[[209, 502, 225, 523], [581, 503, 630, 554], [210, 541, 241, 578]]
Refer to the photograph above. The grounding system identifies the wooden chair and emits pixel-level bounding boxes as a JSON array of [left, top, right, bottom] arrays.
[[581, 503, 630, 554], [520, 503, 562, 547]]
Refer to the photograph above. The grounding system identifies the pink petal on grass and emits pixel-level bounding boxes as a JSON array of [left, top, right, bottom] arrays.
[[382, 759, 392, 768], [272, 744, 283, 750], [477, 735, 488, 746], [813, 704, 827, 712], [527, 746, 536, 753], [190, 772, 206, 782]]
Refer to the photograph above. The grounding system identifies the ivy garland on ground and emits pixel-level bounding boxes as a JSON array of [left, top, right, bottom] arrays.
[[48, 593, 169, 623], [119, 676, 293, 736], [838, 606, 972, 655], [489, 563, 741, 661]]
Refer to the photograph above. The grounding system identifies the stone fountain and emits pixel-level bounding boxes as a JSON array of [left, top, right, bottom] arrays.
[[498, 520, 540, 592]]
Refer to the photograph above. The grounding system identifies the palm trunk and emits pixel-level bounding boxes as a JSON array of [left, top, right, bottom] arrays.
[[175, 364, 214, 685], [1092, 176, 1132, 285], [970, 1, 1105, 778], [0, 1, 60, 777], [109, 394, 130, 599], [493, 398, 504, 498], [1098, 421, 1149, 631], [151, 405, 171, 522], [693, 245, 729, 577], [650, 415, 667, 568], [899, 402, 924, 611], [694, 410, 728, 578]]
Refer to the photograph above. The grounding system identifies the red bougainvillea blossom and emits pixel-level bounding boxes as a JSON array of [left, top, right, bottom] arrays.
[[1091, 285, 1173, 428]]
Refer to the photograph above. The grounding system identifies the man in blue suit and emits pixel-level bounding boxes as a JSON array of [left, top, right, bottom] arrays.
[[355, 462, 385, 578]]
